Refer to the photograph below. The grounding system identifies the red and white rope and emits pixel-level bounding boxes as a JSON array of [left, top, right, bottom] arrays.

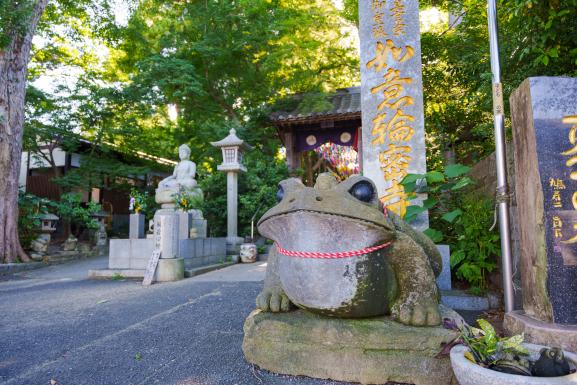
[[275, 241, 392, 259]]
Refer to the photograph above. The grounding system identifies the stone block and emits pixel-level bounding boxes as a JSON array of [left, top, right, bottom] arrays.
[[130, 239, 155, 259], [436, 244, 451, 291], [191, 219, 207, 238], [216, 238, 227, 256], [109, 239, 131, 269], [504, 310, 577, 354], [178, 211, 192, 240], [243, 308, 460, 385], [153, 209, 180, 259], [129, 214, 145, 239], [129, 256, 150, 270], [510, 76, 577, 324], [154, 258, 184, 282], [441, 290, 489, 311]]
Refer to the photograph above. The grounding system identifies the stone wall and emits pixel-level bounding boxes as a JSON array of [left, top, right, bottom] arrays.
[[468, 143, 523, 308], [109, 237, 227, 270]]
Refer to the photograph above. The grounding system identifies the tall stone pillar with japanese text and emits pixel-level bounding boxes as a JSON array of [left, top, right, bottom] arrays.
[[359, 0, 427, 224]]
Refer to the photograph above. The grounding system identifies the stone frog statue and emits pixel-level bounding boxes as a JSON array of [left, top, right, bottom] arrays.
[[256, 173, 443, 326]]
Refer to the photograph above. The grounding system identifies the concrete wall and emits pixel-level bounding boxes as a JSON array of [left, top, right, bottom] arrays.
[[109, 237, 227, 270]]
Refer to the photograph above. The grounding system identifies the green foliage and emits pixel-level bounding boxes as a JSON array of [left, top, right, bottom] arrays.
[[17, 192, 53, 248], [461, 319, 528, 367], [129, 188, 148, 214], [401, 165, 499, 294], [449, 195, 500, 294], [0, 0, 35, 48], [173, 190, 204, 212], [421, 0, 577, 167], [53, 193, 102, 233]]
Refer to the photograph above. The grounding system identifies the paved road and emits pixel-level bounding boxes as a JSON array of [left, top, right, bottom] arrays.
[[1, 258, 363, 385]]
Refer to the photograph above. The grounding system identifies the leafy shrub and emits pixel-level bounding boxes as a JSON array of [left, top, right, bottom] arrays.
[[18, 192, 53, 248], [129, 188, 149, 214], [53, 193, 102, 236], [401, 164, 500, 294], [460, 319, 528, 368]]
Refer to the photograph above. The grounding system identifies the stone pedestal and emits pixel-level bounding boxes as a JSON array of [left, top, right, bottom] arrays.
[[153, 209, 180, 260], [151, 209, 183, 282], [510, 77, 577, 325], [129, 213, 145, 239], [243, 307, 461, 385], [154, 258, 184, 282], [504, 310, 577, 353]]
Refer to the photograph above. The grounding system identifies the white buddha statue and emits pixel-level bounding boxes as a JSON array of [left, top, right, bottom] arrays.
[[158, 144, 198, 189], [155, 144, 202, 208]]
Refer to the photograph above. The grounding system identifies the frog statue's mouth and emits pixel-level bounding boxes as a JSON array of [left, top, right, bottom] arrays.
[[258, 209, 395, 256], [257, 174, 396, 256]]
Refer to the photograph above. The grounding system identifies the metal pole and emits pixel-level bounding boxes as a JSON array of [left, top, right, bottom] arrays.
[[487, 0, 515, 313]]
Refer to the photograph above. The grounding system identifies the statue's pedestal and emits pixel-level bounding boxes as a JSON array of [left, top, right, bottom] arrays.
[[152, 209, 182, 282], [154, 258, 184, 282], [243, 308, 461, 385]]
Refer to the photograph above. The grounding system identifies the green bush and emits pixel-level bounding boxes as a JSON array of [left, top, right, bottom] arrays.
[[401, 164, 500, 294], [18, 192, 53, 249], [53, 193, 102, 236]]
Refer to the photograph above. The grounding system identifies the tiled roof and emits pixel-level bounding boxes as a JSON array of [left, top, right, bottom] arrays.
[[271, 87, 361, 124]]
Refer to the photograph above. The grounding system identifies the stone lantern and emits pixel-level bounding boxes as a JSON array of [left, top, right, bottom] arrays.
[[211, 128, 253, 249], [40, 213, 59, 237], [30, 213, 59, 260]]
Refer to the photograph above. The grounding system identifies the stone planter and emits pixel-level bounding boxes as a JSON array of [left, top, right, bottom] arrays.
[[450, 343, 577, 385]]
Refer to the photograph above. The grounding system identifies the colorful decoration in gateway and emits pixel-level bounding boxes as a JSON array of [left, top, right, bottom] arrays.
[[313, 143, 359, 178]]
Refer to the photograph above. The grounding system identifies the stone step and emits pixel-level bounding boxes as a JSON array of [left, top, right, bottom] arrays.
[[441, 290, 489, 311], [184, 262, 235, 277]]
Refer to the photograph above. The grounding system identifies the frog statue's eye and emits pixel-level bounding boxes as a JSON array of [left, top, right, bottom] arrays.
[[349, 181, 375, 203], [276, 185, 284, 202]]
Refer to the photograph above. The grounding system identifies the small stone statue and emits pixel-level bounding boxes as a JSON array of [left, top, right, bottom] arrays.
[[62, 235, 78, 251], [158, 144, 198, 190], [532, 347, 571, 377], [155, 144, 203, 208], [95, 222, 107, 247], [256, 173, 443, 326]]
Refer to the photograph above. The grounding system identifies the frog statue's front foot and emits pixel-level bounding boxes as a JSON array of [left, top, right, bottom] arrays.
[[256, 287, 292, 313], [256, 173, 444, 327], [392, 296, 441, 326]]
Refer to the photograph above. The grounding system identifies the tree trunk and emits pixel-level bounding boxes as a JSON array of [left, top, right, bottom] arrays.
[[0, 0, 49, 263]]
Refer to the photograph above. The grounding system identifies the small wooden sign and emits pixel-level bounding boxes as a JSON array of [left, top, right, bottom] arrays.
[[142, 249, 161, 286]]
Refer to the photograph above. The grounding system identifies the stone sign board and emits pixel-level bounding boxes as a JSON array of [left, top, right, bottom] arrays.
[[142, 249, 161, 286], [359, 0, 427, 224], [511, 76, 577, 325]]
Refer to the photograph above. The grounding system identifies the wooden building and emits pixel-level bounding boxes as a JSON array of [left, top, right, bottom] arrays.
[[270, 87, 362, 184]]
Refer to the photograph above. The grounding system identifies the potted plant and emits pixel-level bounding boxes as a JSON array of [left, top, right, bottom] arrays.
[[449, 319, 577, 384]]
